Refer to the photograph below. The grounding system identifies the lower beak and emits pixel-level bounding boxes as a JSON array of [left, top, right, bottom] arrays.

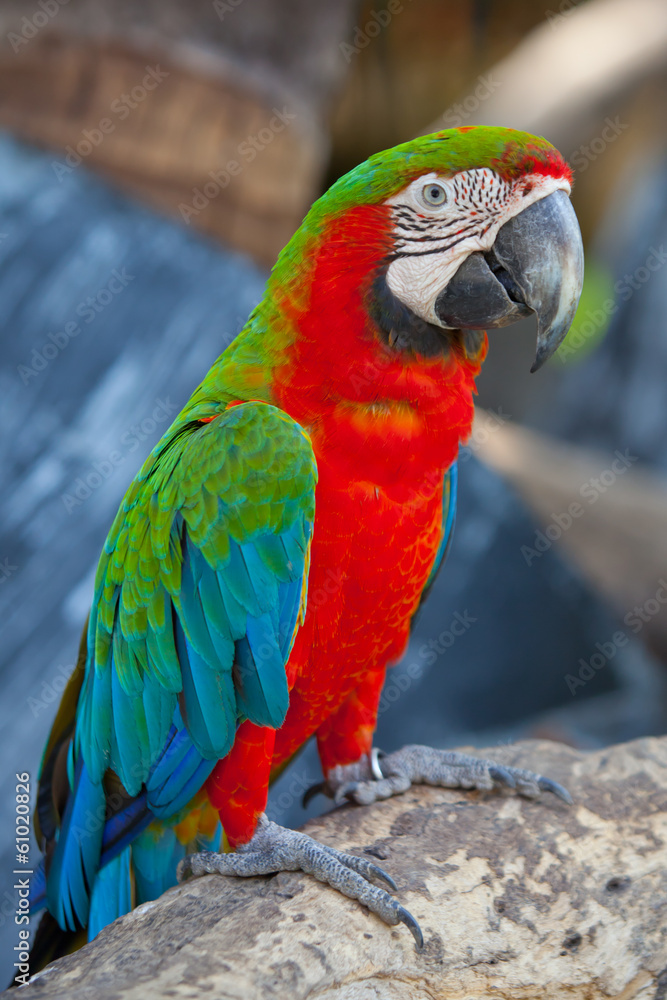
[[435, 190, 584, 372]]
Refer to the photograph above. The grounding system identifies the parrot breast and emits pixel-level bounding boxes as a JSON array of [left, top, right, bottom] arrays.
[[264, 201, 484, 771]]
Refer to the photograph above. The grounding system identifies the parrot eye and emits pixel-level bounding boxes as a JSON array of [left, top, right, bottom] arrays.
[[421, 182, 447, 207]]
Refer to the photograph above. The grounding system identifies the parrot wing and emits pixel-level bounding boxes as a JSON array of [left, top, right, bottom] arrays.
[[38, 401, 316, 933], [76, 400, 317, 794]]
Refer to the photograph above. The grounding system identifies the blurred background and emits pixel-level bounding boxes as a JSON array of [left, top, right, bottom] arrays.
[[1, 0, 667, 979]]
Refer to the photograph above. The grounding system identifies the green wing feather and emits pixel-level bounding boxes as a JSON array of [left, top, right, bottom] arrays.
[[75, 401, 317, 794]]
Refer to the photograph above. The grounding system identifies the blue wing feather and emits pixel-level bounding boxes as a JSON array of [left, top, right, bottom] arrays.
[[88, 847, 133, 940], [45, 758, 105, 931], [421, 461, 458, 599]]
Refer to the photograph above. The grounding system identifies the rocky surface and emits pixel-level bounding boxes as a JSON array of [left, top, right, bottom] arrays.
[[13, 737, 667, 999]]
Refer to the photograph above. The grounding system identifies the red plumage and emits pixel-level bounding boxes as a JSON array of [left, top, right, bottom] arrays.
[[207, 204, 484, 844]]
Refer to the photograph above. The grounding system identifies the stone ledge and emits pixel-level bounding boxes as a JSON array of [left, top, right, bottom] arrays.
[[11, 737, 667, 999]]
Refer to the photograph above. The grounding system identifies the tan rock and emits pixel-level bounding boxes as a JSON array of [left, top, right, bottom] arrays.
[[14, 738, 667, 999]]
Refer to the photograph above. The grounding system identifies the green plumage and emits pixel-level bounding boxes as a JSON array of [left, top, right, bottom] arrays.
[[75, 402, 317, 794]]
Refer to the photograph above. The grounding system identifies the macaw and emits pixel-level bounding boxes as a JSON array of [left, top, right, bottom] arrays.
[[29, 126, 583, 963]]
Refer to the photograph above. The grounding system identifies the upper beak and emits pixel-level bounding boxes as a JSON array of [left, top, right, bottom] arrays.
[[434, 190, 584, 372]]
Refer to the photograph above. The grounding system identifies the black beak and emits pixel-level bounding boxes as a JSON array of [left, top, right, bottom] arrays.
[[434, 190, 584, 371]]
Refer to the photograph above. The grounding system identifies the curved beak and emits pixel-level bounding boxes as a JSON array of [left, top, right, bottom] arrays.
[[435, 190, 584, 372]]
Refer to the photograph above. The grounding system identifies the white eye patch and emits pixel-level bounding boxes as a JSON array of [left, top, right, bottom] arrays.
[[384, 169, 570, 325]]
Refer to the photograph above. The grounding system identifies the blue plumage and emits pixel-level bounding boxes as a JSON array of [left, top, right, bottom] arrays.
[[45, 758, 105, 931], [146, 711, 217, 817], [88, 847, 133, 940], [235, 613, 289, 727], [422, 462, 458, 595]]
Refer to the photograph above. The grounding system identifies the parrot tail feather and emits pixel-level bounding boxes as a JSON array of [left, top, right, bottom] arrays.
[[88, 847, 133, 940]]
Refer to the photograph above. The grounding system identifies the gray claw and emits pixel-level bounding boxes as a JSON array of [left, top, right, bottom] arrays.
[[319, 844, 398, 891], [371, 866, 397, 892], [537, 776, 573, 805], [489, 765, 517, 789], [399, 906, 424, 949], [302, 781, 327, 808]]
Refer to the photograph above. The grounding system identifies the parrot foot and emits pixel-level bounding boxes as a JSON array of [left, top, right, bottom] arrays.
[[177, 813, 423, 948], [306, 745, 572, 808]]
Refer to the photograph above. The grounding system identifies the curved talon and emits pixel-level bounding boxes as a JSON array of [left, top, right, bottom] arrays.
[[319, 844, 398, 891], [537, 776, 573, 805], [302, 780, 327, 808], [489, 764, 517, 789], [398, 906, 424, 949], [368, 865, 397, 892]]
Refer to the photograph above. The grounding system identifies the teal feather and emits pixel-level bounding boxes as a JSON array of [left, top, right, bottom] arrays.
[[146, 605, 182, 692], [142, 673, 176, 768], [253, 534, 292, 581], [132, 827, 183, 904], [80, 662, 112, 783], [277, 577, 303, 659], [235, 612, 289, 728], [146, 714, 217, 816], [88, 846, 133, 941], [224, 541, 263, 615], [240, 542, 280, 611], [46, 758, 105, 931], [179, 540, 235, 668], [422, 462, 458, 597], [216, 574, 249, 638], [110, 664, 150, 795], [175, 618, 237, 759]]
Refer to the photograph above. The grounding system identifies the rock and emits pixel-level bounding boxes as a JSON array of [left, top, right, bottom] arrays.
[[13, 737, 667, 999]]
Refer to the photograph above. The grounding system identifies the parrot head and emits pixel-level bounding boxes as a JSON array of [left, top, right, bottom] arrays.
[[292, 126, 583, 373]]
